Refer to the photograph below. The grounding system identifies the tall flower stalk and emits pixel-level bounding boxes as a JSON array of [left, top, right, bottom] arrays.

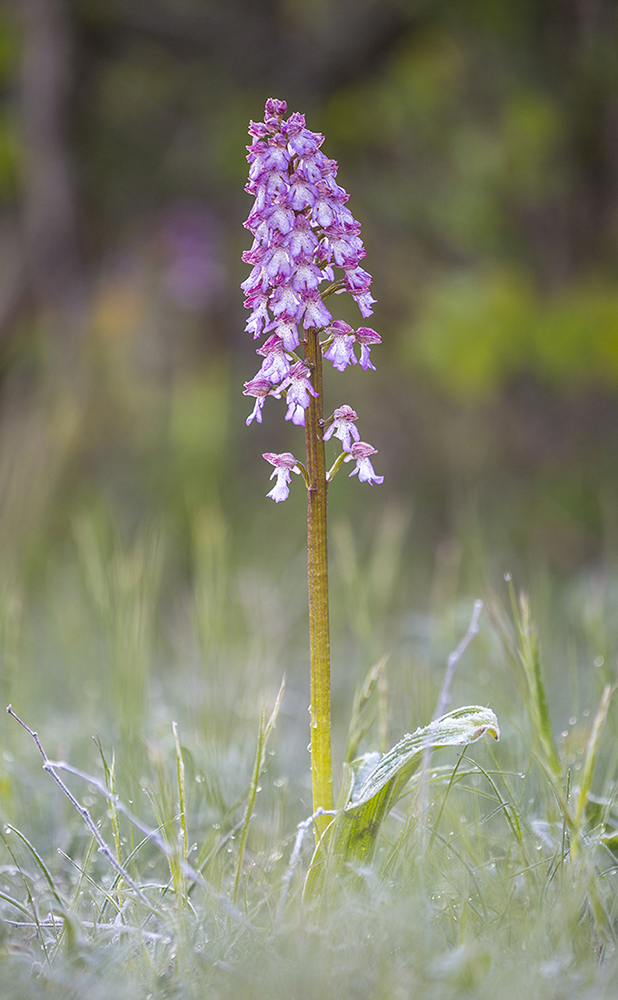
[[304, 323, 332, 826], [242, 99, 383, 838]]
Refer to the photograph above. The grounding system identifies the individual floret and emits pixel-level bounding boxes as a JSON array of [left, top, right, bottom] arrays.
[[263, 452, 302, 502], [322, 405, 360, 452], [344, 441, 384, 485]]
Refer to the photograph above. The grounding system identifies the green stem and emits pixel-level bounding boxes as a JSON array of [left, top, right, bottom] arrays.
[[304, 327, 334, 840]]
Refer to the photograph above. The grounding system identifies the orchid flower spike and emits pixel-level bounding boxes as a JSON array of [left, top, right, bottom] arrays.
[[242, 98, 384, 502]]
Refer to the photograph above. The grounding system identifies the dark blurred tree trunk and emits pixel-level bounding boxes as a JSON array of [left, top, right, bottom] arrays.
[[541, 0, 618, 281], [18, 0, 83, 354]]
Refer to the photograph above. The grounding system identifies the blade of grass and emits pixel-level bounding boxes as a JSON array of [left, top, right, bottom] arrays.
[[575, 684, 615, 831], [0, 887, 38, 920], [0, 828, 53, 964], [173, 720, 188, 904], [232, 677, 284, 906], [427, 751, 468, 851], [345, 655, 389, 765], [509, 586, 562, 781], [3, 823, 68, 916], [93, 737, 122, 866]]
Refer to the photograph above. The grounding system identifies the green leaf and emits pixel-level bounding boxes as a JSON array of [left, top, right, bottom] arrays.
[[307, 705, 499, 890]]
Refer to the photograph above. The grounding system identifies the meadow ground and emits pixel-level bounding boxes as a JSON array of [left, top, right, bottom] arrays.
[[2, 505, 618, 999]]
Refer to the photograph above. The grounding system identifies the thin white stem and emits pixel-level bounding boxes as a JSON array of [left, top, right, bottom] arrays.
[[6, 705, 258, 933], [416, 599, 484, 832], [434, 599, 484, 722], [7, 705, 149, 903], [4, 919, 172, 943], [276, 807, 336, 923]]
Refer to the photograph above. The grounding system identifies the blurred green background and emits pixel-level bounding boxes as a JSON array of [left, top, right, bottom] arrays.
[[0, 0, 617, 750]]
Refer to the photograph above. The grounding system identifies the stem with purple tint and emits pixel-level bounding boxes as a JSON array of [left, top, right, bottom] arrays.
[[304, 326, 333, 833]]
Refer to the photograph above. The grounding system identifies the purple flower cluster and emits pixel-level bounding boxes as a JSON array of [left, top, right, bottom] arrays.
[[242, 99, 384, 500]]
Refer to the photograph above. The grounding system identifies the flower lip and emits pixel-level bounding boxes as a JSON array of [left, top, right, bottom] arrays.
[[354, 290, 377, 318], [302, 292, 332, 330], [354, 325, 381, 370], [285, 401, 306, 425]]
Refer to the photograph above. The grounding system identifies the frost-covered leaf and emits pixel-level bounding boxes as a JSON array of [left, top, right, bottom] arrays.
[[309, 705, 499, 885]]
